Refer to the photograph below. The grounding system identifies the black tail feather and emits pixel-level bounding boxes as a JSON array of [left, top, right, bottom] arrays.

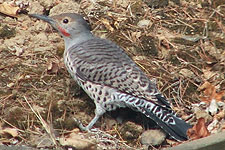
[[143, 106, 192, 141], [122, 92, 192, 141]]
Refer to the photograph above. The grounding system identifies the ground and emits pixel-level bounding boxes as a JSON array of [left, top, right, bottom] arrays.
[[0, 0, 225, 150]]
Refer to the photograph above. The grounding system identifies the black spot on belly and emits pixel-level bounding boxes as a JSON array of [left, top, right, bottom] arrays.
[[99, 90, 102, 95]]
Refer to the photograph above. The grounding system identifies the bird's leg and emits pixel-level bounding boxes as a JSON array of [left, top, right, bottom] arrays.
[[73, 114, 100, 131], [74, 104, 105, 131]]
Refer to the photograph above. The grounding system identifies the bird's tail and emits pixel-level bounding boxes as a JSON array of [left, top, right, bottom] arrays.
[[118, 93, 192, 141], [138, 100, 192, 141]]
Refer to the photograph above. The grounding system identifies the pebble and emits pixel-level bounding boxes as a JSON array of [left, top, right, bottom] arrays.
[[137, 19, 151, 28], [140, 129, 166, 146]]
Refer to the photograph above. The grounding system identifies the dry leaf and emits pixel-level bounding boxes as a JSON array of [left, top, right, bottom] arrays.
[[137, 19, 151, 28], [165, 139, 177, 146], [202, 68, 216, 80], [0, 1, 29, 17], [0, 127, 19, 138], [59, 132, 96, 150], [199, 81, 225, 103], [215, 110, 225, 120], [198, 81, 211, 91], [187, 118, 210, 140], [179, 68, 194, 78], [0, 2, 20, 17]]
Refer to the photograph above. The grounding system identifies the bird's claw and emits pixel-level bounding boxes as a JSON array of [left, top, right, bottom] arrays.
[[73, 118, 88, 131], [73, 118, 99, 133]]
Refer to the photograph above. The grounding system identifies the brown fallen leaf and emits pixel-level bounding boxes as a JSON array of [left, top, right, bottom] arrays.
[[202, 68, 216, 80], [187, 118, 210, 140], [0, 127, 19, 138], [165, 139, 177, 146], [215, 110, 225, 120], [0, 1, 29, 17], [0, 2, 20, 17], [59, 131, 96, 150], [198, 81, 225, 103]]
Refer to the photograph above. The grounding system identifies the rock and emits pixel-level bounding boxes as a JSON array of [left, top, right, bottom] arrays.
[[29, 134, 55, 148], [140, 129, 166, 146], [120, 121, 143, 141], [179, 68, 194, 78], [137, 19, 152, 28]]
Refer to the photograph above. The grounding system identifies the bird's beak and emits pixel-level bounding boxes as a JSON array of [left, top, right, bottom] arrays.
[[29, 14, 57, 28], [29, 14, 71, 37]]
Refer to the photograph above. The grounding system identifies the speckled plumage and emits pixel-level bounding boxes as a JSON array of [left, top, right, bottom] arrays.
[[30, 13, 192, 141], [64, 38, 162, 107]]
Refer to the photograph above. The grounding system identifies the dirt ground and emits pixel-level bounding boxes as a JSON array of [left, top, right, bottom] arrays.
[[0, 0, 225, 150]]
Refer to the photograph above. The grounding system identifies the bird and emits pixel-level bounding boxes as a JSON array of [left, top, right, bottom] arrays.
[[29, 13, 192, 141]]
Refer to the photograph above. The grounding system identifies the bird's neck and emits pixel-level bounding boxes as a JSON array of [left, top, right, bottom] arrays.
[[64, 31, 94, 50]]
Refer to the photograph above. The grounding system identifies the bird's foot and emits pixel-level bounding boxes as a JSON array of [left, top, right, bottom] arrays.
[[73, 118, 88, 131], [73, 118, 98, 132]]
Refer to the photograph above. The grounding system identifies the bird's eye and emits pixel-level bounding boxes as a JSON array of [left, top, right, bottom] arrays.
[[63, 18, 69, 24]]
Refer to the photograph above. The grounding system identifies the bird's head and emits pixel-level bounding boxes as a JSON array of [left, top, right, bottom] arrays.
[[30, 13, 92, 39]]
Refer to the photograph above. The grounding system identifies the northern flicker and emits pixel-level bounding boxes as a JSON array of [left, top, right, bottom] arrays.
[[30, 13, 192, 141]]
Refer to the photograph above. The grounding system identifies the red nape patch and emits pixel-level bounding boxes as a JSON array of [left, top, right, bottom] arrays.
[[57, 26, 70, 37]]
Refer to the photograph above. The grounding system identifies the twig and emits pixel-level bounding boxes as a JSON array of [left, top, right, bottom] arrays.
[[24, 96, 57, 146]]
